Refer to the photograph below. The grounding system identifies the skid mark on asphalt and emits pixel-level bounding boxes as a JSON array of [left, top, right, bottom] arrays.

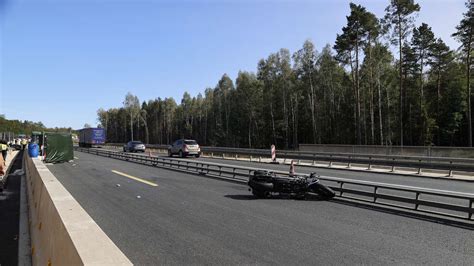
[[111, 170, 158, 187]]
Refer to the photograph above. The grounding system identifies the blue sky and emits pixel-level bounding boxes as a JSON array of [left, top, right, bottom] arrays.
[[0, 0, 466, 129]]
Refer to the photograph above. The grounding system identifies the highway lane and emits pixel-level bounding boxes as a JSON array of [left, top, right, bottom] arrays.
[[46, 151, 474, 265], [100, 147, 474, 193], [187, 156, 474, 193]]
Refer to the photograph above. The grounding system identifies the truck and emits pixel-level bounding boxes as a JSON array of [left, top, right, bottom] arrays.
[[78, 128, 106, 147]]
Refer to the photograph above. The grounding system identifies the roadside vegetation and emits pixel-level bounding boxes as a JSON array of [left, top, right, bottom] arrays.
[[0, 116, 73, 136], [97, 1, 473, 149]]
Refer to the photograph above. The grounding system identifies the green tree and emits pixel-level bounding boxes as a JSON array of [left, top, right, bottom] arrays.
[[452, 0, 473, 146], [235, 71, 262, 147], [123, 92, 140, 141], [411, 23, 435, 143], [317, 44, 349, 144], [428, 38, 454, 144], [293, 40, 318, 144], [384, 0, 420, 145], [335, 3, 379, 144]]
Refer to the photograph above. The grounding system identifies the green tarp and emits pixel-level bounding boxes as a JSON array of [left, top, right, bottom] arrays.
[[44, 132, 74, 163]]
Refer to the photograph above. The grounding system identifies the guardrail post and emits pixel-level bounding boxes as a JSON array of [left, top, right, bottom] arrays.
[[259, 157, 261, 163], [235, 154, 238, 160], [222, 153, 225, 159], [328, 155, 332, 167], [339, 182, 343, 197], [415, 192, 420, 210], [367, 156, 372, 170], [447, 161, 453, 177], [312, 159, 316, 166], [347, 156, 351, 168], [469, 199, 473, 220], [417, 160, 422, 175], [297, 159, 301, 165], [373, 187, 377, 203], [232, 168, 236, 179], [218, 166, 222, 176], [211, 152, 214, 158], [250, 155, 252, 162], [390, 158, 396, 172]]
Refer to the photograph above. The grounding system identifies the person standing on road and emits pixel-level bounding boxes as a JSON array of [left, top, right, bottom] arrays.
[[0, 140, 8, 162], [21, 138, 27, 150]]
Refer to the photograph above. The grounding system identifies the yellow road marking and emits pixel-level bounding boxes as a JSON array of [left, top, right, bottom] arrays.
[[111, 170, 158, 187]]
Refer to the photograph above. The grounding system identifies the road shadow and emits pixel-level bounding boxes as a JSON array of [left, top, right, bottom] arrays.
[[330, 198, 474, 230], [225, 193, 474, 230], [225, 194, 257, 200], [224, 193, 326, 201]]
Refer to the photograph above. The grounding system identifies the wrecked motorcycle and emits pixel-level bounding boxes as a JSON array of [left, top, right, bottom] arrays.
[[248, 170, 335, 199]]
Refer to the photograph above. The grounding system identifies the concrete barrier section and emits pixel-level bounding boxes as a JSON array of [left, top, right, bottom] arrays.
[[24, 153, 132, 265]]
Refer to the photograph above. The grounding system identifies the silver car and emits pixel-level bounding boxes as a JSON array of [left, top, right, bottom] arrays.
[[123, 141, 146, 153], [168, 139, 201, 158]]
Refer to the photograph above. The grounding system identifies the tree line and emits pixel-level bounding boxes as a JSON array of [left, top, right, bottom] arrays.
[[0, 116, 73, 137], [97, 0, 474, 148]]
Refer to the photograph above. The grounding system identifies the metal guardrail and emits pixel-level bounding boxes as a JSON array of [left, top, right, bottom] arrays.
[[103, 143, 474, 175], [76, 147, 474, 221], [299, 144, 474, 158]]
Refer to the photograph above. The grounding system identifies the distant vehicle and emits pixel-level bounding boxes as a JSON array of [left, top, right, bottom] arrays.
[[123, 141, 146, 153], [78, 128, 106, 147], [168, 139, 200, 158]]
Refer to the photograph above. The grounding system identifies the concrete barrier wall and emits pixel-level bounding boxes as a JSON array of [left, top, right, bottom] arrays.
[[24, 153, 132, 265]]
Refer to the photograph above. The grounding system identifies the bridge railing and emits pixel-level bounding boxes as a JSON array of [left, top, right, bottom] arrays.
[[76, 147, 474, 221]]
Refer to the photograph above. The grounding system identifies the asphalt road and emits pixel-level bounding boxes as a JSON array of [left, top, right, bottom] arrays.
[[101, 147, 474, 193], [0, 151, 23, 265], [46, 151, 474, 265]]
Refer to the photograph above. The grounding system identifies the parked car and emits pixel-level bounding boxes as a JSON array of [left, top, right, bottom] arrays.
[[123, 141, 146, 153], [168, 139, 201, 158]]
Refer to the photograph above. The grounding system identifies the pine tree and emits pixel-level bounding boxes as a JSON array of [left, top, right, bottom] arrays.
[[384, 0, 420, 145], [452, 0, 474, 146]]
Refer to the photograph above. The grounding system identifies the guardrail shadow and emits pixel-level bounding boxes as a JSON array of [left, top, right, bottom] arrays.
[[330, 198, 474, 230], [224, 194, 328, 201], [225, 193, 474, 230]]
